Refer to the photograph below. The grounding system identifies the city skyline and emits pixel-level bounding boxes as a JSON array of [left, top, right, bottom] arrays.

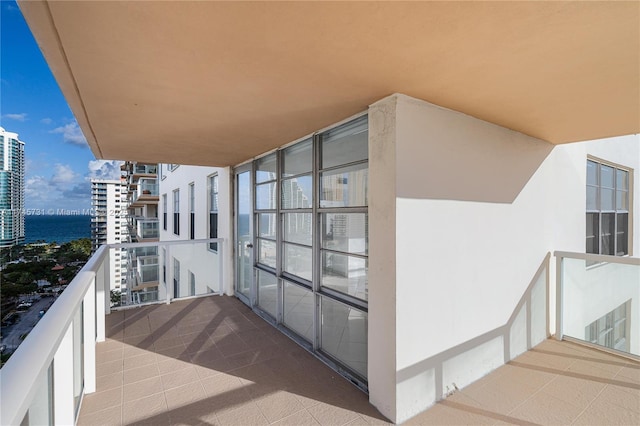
[[0, 1, 120, 212]]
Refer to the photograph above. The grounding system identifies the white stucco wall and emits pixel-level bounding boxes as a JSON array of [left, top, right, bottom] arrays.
[[367, 93, 639, 423]]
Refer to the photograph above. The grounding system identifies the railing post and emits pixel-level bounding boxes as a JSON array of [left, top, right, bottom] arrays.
[[53, 323, 75, 425], [84, 277, 97, 394], [555, 254, 563, 341], [96, 251, 107, 342]]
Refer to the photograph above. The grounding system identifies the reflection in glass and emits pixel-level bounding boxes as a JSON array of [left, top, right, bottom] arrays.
[[283, 213, 312, 245], [321, 116, 368, 169], [237, 171, 251, 298], [320, 164, 368, 208], [257, 238, 276, 268], [257, 270, 277, 318], [256, 182, 277, 210], [586, 160, 598, 185], [322, 213, 368, 255], [283, 243, 313, 282], [322, 252, 367, 301], [600, 164, 614, 188], [258, 213, 277, 239], [283, 139, 312, 177], [321, 296, 368, 378], [283, 282, 314, 342], [256, 153, 277, 183], [282, 175, 313, 209]]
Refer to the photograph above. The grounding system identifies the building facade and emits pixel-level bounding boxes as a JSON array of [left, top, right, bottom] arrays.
[[0, 127, 25, 248]]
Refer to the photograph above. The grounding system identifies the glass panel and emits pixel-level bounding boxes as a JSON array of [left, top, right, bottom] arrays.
[[320, 296, 368, 378], [25, 362, 54, 425], [601, 213, 615, 256], [586, 186, 598, 211], [73, 303, 84, 414], [283, 243, 313, 282], [320, 163, 368, 208], [586, 213, 599, 254], [586, 160, 598, 185], [321, 213, 368, 255], [283, 281, 314, 342], [257, 270, 277, 318], [282, 175, 313, 209], [166, 242, 221, 298], [283, 213, 312, 245], [237, 171, 252, 298], [256, 153, 277, 183], [283, 138, 312, 177], [564, 259, 637, 355], [616, 190, 628, 210], [258, 213, 277, 239], [600, 164, 614, 188], [321, 116, 368, 169], [616, 213, 628, 256], [616, 169, 628, 190], [321, 251, 368, 301], [257, 238, 276, 268], [256, 182, 277, 210], [600, 188, 614, 211]]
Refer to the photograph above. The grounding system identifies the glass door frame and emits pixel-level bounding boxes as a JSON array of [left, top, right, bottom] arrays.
[[234, 163, 254, 307]]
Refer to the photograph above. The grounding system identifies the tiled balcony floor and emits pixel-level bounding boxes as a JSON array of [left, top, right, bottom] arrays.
[[80, 296, 639, 425]]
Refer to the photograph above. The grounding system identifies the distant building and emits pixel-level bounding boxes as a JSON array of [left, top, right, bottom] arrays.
[[0, 127, 25, 248]]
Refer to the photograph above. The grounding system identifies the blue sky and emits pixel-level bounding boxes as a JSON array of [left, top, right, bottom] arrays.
[[1, 1, 121, 212]]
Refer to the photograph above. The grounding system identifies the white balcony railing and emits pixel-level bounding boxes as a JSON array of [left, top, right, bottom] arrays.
[[555, 251, 640, 359], [0, 238, 224, 425]]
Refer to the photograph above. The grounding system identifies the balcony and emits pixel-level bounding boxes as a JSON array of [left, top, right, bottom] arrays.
[[129, 179, 159, 208], [133, 164, 158, 176], [1, 249, 637, 425]]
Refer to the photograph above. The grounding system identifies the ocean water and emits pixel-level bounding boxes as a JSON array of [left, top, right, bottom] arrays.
[[24, 215, 91, 244]]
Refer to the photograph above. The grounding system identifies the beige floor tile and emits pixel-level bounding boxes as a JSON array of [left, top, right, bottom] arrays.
[[123, 376, 164, 401], [164, 381, 207, 410], [272, 409, 321, 426], [97, 359, 124, 377], [80, 387, 122, 414], [616, 364, 640, 384], [78, 404, 122, 426], [573, 398, 640, 425], [508, 391, 584, 425], [254, 390, 306, 423], [461, 376, 539, 415], [122, 392, 169, 425], [123, 363, 159, 385], [593, 384, 640, 414], [156, 357, 193, 375], [123, 352, 157, 371], [307, 401, 361, 426], [161, 366, 200, 391], [97, 372, 124, 392], [404, 402, 495, 426], [539, 374, 606, 409], [215, 402, 269, 426], [97, 348, 124, 365]]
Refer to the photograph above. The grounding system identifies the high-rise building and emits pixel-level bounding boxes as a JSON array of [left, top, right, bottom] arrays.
[[0, 127, 25, 248], [90, 179, 127, 290]]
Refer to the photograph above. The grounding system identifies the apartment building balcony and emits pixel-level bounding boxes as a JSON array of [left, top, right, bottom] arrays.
[[1, 246, 637, 425], [129, 179, 159, 208], [132, 164, 158, 177]]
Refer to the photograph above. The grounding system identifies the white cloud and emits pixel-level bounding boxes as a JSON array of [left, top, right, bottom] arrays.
[[40, 118, 53, 125], [3, 113, 27, 121], [51, 164, 77, 185], [87, 160, 123, 181], [50, 121, 87, 146]]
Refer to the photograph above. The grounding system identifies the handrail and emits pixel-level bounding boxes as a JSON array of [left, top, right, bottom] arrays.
[[0, 246, 109, 426], [554, 250, 640, 265]]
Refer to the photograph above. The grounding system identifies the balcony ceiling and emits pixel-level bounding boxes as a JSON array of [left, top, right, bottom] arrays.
[[18, 1, 639, 167]]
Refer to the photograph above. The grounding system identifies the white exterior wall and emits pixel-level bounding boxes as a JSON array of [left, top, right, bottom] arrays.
[[368, 94, 639, 423], [158, 164, 233, 295]]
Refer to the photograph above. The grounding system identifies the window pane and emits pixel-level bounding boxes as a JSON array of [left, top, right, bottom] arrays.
[[322, 213, 368, 255], [320, 163, 368, 208], [586, 213, 599, 254], [257, 238, 276, 268], [282, 175, 313, 209], [586, 160, 598, 186], [283, 138, 312, 177], [586, 185, 598, 210], [258, 213, 277, 239], [256, 154, 277, 183], [283, 213, 312, 245], [321, 251, 368, 301], [616, 190, 628, 211], [256, 182, 276, 210], [321, 116, 368, 169], [283, 243, 313, 282], [616, 213, 628, 256], [320, 296, 367, 378], [283, 282, 314, 342], [600, 188, 614, 211], [601, 213, 615, 255], [600, 164, 614, 188], [616, 169, 628, 190], [257, 270, 277, 318]]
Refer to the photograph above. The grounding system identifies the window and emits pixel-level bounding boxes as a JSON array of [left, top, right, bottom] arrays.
[[209, 175, 218, 251], [173, 190, 180, 235], [585, 301, 630, 352], [189, 183, 195, 240], [586, 159, 630, 256], [162, 194, 167, 231], [173, 258, 180, 298]]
